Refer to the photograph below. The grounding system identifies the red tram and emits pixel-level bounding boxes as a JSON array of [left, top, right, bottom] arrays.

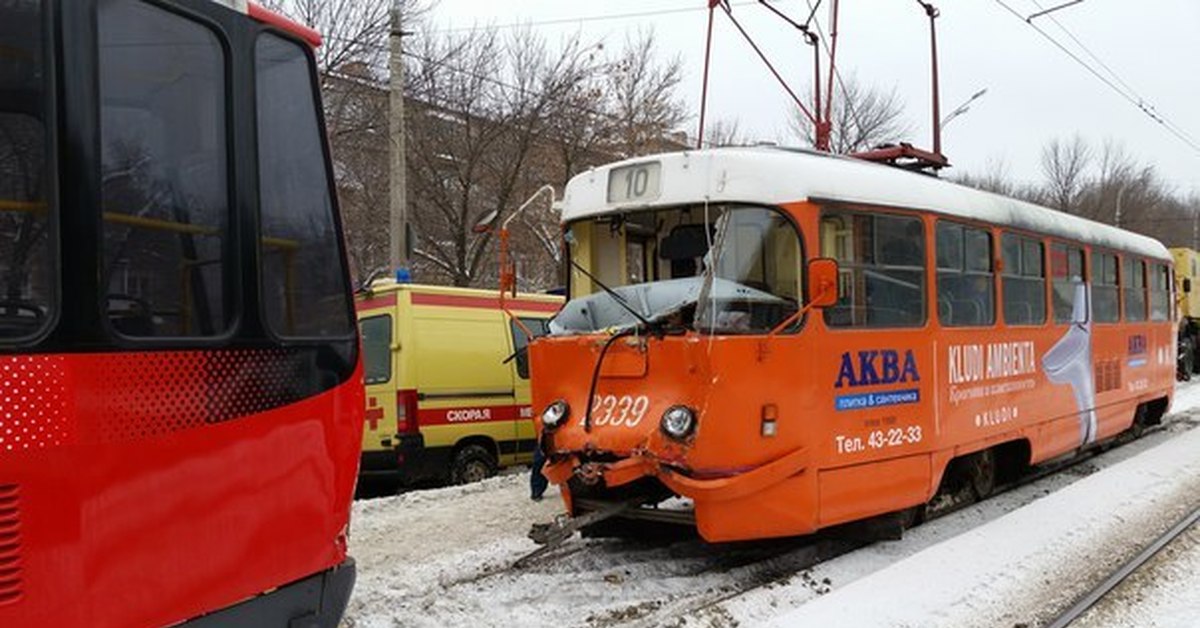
[[0, 1, 362, 625]]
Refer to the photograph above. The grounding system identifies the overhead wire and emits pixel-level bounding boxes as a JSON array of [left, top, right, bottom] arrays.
[[992, 0, 1200, 155], [717, 2, 817, 124], [1025, 0, 1200, 149], [432, 1, 761, 35]]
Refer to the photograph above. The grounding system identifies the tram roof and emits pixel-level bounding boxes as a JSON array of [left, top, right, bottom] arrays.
[[558, 146, 1170, 261]]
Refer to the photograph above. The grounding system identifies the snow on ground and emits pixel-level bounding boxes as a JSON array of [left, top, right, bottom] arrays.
[[762, 421, 1200, 628], [345, 382, 1200, 628], [1171, 377, 1200, 413], [1073, 524, 1200, 628], [344, 475, 564, 628]]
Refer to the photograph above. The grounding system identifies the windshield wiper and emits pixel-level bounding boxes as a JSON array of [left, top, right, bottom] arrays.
[[568, 257, 656, 331]]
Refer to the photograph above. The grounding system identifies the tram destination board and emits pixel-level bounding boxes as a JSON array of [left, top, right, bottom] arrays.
[[607, 161, 662, 203]]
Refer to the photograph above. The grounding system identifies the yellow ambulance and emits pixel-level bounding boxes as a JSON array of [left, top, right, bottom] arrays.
[[1172, 247, 1199, 377], [356, 281, 562, 485]]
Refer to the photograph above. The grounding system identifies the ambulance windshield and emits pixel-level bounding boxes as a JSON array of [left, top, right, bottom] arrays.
[[553, 204, 803, 335]]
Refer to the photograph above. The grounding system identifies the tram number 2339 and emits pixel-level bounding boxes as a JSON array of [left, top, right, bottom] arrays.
[[584, 394, 651, 428]]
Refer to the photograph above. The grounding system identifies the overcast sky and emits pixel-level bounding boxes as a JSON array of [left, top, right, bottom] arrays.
[[430, 1, 1200, 197]]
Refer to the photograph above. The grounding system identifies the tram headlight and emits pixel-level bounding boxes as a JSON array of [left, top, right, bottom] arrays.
[[541, 400, 570, 429], [660, 405, 697, 440]]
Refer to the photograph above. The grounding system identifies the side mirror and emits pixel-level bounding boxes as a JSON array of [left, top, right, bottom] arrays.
[[1184, 278, 1192, 294], [807, 258, 840, 308]]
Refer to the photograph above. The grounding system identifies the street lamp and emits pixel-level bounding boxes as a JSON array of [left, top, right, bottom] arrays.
[[941, 88, 988, 129]]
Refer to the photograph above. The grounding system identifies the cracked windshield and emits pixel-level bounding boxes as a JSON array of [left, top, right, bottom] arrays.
[[552, 204, 802, 335]]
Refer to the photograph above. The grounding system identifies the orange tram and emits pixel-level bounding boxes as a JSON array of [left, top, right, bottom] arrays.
[[530, 147, 1175, 542], [1, 1, 361, 626]]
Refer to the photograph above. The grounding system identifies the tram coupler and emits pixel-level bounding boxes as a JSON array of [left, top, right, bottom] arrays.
[[517, 498, 645, 567], [528, 498, 642, 546]]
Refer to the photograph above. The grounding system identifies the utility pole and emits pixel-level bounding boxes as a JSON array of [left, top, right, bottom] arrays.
[[389, 1, 409, 276]]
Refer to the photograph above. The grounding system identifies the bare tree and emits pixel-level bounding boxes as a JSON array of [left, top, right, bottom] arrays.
[[403, 27, 602, 287], [260, 0, 430, 81], [540, 31, 687, 186], [789, 75, 912, 154], [262, 3, 688, 289], [1034, 136, 1191, 246], [605, 30, 687, 158], [1040, 134, 1092, 213], [704, 118, 745, 148], [1082, 140, 1171, 232], [402, 27, 689, 289]]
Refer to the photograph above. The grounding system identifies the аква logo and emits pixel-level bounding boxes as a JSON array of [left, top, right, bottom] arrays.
[[834, 349, 921, 412], [835, 349, 920, 388]]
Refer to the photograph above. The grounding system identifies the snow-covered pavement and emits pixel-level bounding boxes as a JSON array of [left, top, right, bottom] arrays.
[[344, 384, 1200, 628], [764, 417, 1200, 627], [1073, 523, 1200, 628]]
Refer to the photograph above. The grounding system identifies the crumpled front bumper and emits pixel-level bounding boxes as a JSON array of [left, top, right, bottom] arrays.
[[543, 445, 809, 504]]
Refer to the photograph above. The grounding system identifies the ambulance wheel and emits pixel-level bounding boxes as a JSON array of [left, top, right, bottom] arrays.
[[450, 444, 497, 485]]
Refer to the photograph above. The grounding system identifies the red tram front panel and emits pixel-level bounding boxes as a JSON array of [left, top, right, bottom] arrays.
[[0, 352, 362, 627]]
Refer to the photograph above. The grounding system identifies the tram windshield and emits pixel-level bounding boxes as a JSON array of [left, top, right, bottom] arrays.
[[554, 204, 803, 335], [0, 0, 52, 339]]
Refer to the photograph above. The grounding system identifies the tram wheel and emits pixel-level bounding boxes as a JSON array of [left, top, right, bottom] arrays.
[[969, 449, 997, 500], [1128, 404, 1148, 439]]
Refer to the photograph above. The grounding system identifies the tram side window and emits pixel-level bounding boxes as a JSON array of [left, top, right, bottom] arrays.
[[510, 317, 550, 379], [936, 222, 994, 327], [822, 211, 925, 328], [99, 0, 231, 337], [1149, 263, 1170, 321], [257, 34, 354, 337], [1093, 252, 1119, 323], [1050, 243, 1086, 324], [360, 315, 392, 385], [1001, 234, 1046, 326], [1124, 258, 1146, 322], [0, 0, 53, 340]]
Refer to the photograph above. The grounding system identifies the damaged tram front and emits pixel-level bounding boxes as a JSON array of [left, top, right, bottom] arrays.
[[531, 150, 840, 542]]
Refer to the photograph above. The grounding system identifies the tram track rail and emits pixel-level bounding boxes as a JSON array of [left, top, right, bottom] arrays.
[[1043, 504, 1200, 628], [409, 417, 1189, 628], [602, 422, 1185, 626]]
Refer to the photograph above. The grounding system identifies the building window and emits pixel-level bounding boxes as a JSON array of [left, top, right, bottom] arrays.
[[1124, 257, 1146, 322], [1050, 243, 1086, 324], [1093, 252, 1119, 323], [822, 211, 925, 328], [936, 222, 994, 327]]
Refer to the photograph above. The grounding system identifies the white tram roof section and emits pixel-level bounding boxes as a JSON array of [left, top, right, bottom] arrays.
[[558, 147, 1170, 261]]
